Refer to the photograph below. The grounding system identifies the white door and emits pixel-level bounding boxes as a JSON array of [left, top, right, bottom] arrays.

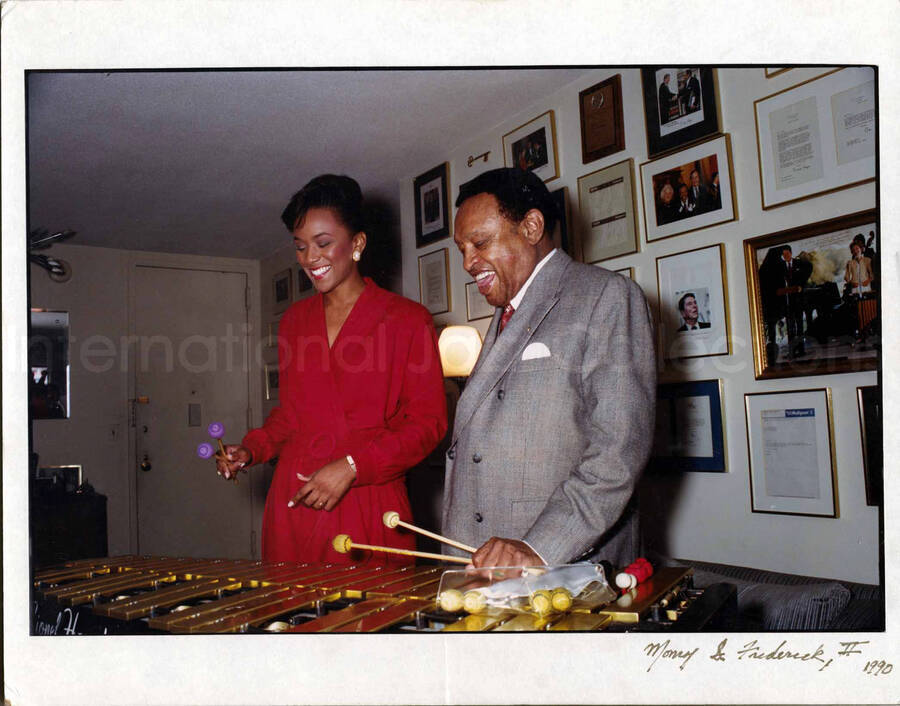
[[132, 265, 253, 558]]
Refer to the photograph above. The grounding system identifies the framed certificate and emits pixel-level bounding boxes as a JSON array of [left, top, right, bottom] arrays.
[[754, 67, 875, 209], [656, 243, 730, 360], [502, 110, 559, 183], [578, 74, 625, 164], [577, 158, 638, 264], [418, 248, 450, 315], [650, 379, 726, 473], [465, 281, 494, 321], [745, 388, 837, 518]]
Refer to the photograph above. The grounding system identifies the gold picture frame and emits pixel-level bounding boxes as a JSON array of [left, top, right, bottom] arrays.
[[501, 110, 559, 183], [744, 387, 837, 518], [754, 67, 875, 210], [639, 133, 737, 244], [743, 210, 878, 379], [577, 158, 639, 264]]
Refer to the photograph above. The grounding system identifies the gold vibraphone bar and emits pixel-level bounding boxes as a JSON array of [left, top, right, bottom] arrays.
[[31, 556, 736, 634]]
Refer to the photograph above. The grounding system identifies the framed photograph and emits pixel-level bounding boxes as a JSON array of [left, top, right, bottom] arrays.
[[641, 67, 719, 158], [272, 267, 292, 314], [765, 67, 791, 79], [640, 134, 736, 243], [650, 379, 726, 473], [856, 385, 882, 507], [264, 364, 279, 401], [754, 67, 875, 209], [465, 281, 495, 321], [656, 243, 730, 361], [36, 464, 83, 493], [615, 266, 634, 280], [295, 265, 313, 299], [414, 162, 451, 248], [745, 388, 837, 518], [548, 187, 575, 259], [418, 248, 450, 315], [577, 158, 639, 263], [578, 74, 625, 163], [743, 209, 878, 379], [502, 110, 559, 183]]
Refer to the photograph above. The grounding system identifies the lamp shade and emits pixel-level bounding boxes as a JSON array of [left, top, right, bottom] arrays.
[[438, 325, 483, 377]]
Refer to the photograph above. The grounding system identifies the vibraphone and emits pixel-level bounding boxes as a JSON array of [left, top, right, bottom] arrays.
[[31, 556, 736, 634]]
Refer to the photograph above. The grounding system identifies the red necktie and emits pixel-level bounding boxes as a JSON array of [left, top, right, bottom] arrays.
[[499, 304, 515, 333]]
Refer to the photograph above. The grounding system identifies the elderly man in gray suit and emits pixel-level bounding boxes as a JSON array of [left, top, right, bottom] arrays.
[[441, 167, 656, 569]]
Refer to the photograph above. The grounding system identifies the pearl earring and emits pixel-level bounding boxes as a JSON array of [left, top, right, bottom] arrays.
[[352, 251, 361, 262]]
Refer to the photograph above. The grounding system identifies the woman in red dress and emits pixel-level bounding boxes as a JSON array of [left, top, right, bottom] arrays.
[[217, 174, 447, 565]]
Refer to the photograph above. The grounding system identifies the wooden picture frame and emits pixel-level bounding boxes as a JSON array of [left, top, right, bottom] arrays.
[[856, 385, 882, 507], [577, 158, 639, 263], [650, 379, 726, 473], [641, 67, 719, 158], [615, 267, 634, 280], [745, 388, 837, 518], [743, 209, 878, 379], [640, 134, 736, 244], [578, 74, 625, 163], [465, 281, 494, 321], [414, 162, 452, 248], [502, 110, 559, 183], [656, 243, 730, 361], [418, 248, 450, 315], [754, 67, 875, 210], [765, 67, 791, 78], [272, 268, 292, 314]]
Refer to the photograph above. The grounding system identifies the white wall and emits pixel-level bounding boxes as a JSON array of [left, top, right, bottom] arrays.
[[30, 243, 265, 556], [398, 67, 878, 583]]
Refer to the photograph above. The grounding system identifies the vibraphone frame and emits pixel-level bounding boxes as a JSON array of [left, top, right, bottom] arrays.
[[32, 556, 736, 634]]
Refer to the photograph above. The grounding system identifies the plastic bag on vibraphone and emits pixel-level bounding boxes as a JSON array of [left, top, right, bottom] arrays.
[[435, 563, 617, 618]]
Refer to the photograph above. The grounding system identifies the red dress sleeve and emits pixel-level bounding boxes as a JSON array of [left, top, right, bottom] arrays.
[[241, 307, 301, 464], [346, 306, 447, 486]]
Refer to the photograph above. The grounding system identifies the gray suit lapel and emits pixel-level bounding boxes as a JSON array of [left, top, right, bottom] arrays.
[[452, 250, 571, 440]]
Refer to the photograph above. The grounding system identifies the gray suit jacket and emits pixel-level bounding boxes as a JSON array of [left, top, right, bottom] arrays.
[[441, 250, 656, 567]]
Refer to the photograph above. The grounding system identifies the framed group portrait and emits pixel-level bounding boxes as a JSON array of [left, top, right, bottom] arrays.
[[502, 110, 559, 183], [578, 73, 625, 164], [577, 158, 639, 264], [745, 388, 837, 518], [414, 162, 452, 248], [656, 243, 730, 361], [743, 209, 878, 379], [754, 67, 875, 210], [650, 379, 726, 473], [641, 67, 719, 159], [640, 134, 736, 243]]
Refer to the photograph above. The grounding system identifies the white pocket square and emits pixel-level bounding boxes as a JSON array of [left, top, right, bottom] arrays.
[[521, 342, 551, 360]]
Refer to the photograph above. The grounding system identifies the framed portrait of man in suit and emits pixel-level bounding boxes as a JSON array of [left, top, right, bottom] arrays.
[[656, 243, 730, 361], [641, 66, 719, 158]]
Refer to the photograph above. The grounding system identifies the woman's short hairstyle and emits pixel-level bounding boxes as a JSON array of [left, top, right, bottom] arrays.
[[455, 167, 557, 237], [281, 174, 365, 234]]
